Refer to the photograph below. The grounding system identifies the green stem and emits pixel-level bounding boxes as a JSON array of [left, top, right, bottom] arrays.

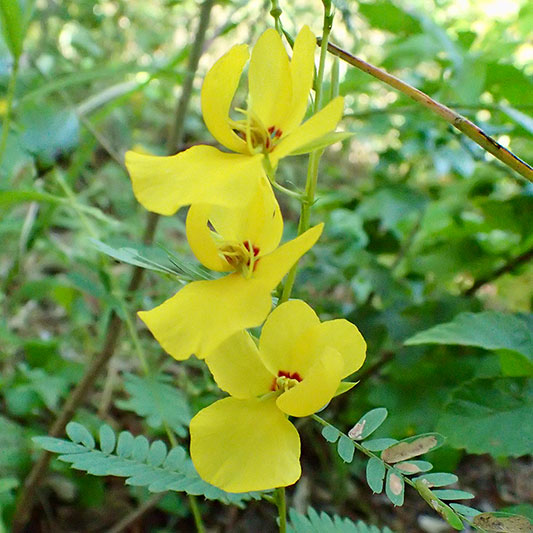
[[279, 0, 333, 304], [275, 487, 287, 533], [0, 57, 20, 165], [189, 495, 206, 533], [270, 0, 283, 35]]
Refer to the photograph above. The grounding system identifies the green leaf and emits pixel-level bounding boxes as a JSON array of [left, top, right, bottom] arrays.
[[288, 131, 354, 156], [337, 435, 355, 463], [35, 423, 261, 505], [500, 105, 533, 135], [449, 503, 482, 518], [362, 438, 398, 452], [437, 377, 533, 457], [385, 470, 404, 506], [0, 0, 24, 59], [366, 457, 385, 494], [287, 506, 394, 533], [348, 408, 388, 440], [99, 425, 116, 455], [414, 472, 458, 487], [381, 433, 445, 463], [405, 312, 533, 368], [395, 460, 433, 474], [321, 425, 341, 443], [432, 489, 475, 500], [358, 0, 422, 35], [66, 422, 95, 449], [116, 374, 191, 438]]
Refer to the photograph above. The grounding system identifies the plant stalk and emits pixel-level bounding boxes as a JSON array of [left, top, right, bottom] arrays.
[[275, 487, 287, 533], [280, 0, 333, 304], [323, 40, 533, 183]]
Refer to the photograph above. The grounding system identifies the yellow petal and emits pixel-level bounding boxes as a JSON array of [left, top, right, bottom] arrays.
[[276, 347, 344, 417], [138, 273, 273, 360], [279, 25, 316, 135], [201, 44, 249, 153], [125, 146, 263, 215], [254, 222, 323, 290], [270, 96, 344, 165], [259, 299, 320, 376], [205, 331, 274, 399], [190, 396, 301, 492], [249, 29, 292, 129]]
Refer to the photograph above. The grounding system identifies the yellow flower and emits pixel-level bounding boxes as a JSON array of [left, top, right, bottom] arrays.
[[138, 180, 323, 360], [190, 300, 367, 492], [125, 25, 344, 216]]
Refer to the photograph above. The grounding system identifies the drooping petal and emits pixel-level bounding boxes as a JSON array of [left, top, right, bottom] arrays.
[[248, 28, 292, 129], [138, 273, 273, 360], [278, 25, 316, 135], [258, 299, 320, 376], [205, 331, 274, 399], [125, 146, 263, 215], [276, 347, 344, 418], [270, 96, 344, 165], [190, 396, 301, 492], [201, 44, 249, 153]]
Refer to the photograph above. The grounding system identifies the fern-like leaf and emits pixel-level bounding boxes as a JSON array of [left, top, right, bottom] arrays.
[[287, 507, 395, 533], [34, 422, 260, 506]]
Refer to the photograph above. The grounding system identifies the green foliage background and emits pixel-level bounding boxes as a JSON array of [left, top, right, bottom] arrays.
[[1, 0, 532, 530]]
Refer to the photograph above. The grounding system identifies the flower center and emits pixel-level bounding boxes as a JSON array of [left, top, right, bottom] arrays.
[[271, 370, 302, 392], [218, 240, 260, 279], [229, 108, 282, 155]]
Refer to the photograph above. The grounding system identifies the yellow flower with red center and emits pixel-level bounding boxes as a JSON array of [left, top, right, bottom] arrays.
[[125, 26, 344, 216], [190, 300, 367, 492], [138, 180, 323, 360]]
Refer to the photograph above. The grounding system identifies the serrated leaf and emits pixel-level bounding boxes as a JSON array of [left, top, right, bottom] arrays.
[[432, 489, 474, 500], [381, 433, 444, 463], [414, 472, 458, 487], [348, 408, 388, 440], [405, 312, 533, 364], [321, 425, 341, 443], [287, 506, 394, 533], [366, 457, 385, 494], [66, 422, 95, 449], [385, 470, 404, 506], [395, 460, 433, 474], [362, 438, 398, 451], [99, 425, 116, 454], [437, 377, 532, 457], [450, 503, 482, 517], [116, 374, 191, 437], [337, 435, 355, 463], [473, 512, 533, 532]]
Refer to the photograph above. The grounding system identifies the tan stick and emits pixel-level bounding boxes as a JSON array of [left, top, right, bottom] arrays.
[[323, 40, 533, 183]]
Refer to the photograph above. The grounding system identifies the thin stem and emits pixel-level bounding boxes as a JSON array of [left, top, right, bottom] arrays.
[[275, 487, 287, 533], [0, 57, 20, 165], [167, 0, 214, 153], [106, 493, 165, 533], [323, 40, 533, 183], [270, 0, 283, 35], [189, 495, 206, 533], [279, 0, 333, 304]]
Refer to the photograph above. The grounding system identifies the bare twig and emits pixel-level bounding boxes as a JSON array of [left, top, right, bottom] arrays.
[[464, 246, 533, 296], [323, 40, 533, 183], [106, 493, 165, 533]]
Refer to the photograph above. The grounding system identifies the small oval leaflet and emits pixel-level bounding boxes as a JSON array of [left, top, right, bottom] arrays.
[[66, 422, 95, 449], [385, 471, 404, 507], [321, 425, 341, 443], [395, 460, 433, 474], [414, 472, 458, 487], [99, 424, 116, 455], [382, 433, 443, 463], [362, 438, 398, 452], [473, 512, 533, 533], [337, 435, 355, 463], [348, 407, 388, 440], [366, 456, 385, 494]]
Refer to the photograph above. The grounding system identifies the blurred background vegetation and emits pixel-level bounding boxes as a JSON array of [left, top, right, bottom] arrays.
[[1, 0, 532, 531]]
